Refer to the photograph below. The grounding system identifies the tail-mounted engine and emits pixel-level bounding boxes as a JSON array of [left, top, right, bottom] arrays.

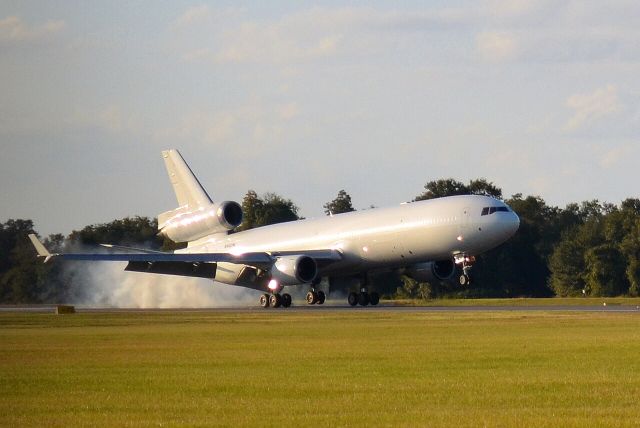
[[404, 259, 456, 282], [158, 201, 243, 243]]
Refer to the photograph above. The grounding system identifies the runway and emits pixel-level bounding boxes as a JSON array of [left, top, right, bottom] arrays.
[[2, 303, 640, 313]]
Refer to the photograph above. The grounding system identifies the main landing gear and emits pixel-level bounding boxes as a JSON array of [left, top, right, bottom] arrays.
[[259, 293, 292, 308], [347, 289, 380, 307], [306, 278, 326, 305], [306, 290, 326, 305], [348, 274, 380, 307]]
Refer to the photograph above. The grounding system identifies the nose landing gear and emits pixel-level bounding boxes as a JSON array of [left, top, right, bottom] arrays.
[[455, 254, 476, 286]]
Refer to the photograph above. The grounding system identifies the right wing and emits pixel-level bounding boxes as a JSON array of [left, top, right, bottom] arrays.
[[28, 234, 272, 265], [28, 234, 343, 277]]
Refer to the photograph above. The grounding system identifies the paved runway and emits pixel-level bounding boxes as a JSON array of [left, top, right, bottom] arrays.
[[2, 303, 640, 313]]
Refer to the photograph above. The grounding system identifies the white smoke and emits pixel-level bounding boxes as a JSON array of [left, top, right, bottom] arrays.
[[65, 262, 260, 308]]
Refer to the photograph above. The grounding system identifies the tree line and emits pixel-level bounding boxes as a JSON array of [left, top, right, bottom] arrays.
[[2, 178, 639, 303]]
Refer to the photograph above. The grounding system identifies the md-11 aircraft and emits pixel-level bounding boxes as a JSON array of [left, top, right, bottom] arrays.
[[30, 149, 519, 308]]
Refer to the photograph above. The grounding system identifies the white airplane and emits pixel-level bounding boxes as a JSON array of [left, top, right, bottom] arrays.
[[30, 149, 519, 308]]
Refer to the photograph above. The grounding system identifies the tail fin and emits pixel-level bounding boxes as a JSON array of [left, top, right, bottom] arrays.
[[158, 149, 243, 240], [161, 149, 212, 208]]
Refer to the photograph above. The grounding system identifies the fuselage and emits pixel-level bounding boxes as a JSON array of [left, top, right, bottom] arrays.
[[179, 195, 519, 278]]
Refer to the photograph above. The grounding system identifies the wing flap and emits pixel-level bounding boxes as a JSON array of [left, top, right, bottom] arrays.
[[57, 252, 273, 265], [125, 261, 217, 279]]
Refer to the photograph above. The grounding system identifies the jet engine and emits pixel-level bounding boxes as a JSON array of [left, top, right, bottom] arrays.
[[404, 259, 456, 282], [158, 201, 243, 243], [271, 255, 317, 285]]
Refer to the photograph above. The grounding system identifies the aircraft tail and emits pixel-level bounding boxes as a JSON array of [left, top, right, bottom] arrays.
[[158, 149, 243, 242], [162, 149, 212, 209]]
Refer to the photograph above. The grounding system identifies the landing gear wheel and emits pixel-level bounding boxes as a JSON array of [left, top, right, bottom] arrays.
[[316, 290, 326, 305], [281, 293, 292, 308], [459, 274, 471, 286], [369, 292, 380, 306], [348, 292, 358, 307], [306, 291, 318, 305], [259, 294, 270, 308], [269, 293, 282, 308], [358, 292, 369, 306]]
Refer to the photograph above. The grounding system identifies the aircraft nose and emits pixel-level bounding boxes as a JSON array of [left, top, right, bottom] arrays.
[[506, 211, 520, 238]]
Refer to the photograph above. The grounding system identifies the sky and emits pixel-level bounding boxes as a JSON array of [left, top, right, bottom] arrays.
[[2, 0, 639, 237]]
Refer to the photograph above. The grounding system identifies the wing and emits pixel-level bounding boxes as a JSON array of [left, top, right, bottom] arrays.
[[29, 234, 273, 264], [28, 234, 342, 273]]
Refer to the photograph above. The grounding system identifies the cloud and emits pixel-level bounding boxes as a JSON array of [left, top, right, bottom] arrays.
[[600, 145, 631, 169], [476, 31, 518, 61], [565, 84, 622, 131], [173, 7, 473, 66], [278, 102, 299, 121], [70, 105, 141, 135], [171, 4, 212, 29], [0, 15, 65, 44]]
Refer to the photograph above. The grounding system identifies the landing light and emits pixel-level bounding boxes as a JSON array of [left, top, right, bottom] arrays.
[[268, 279, 279, 290], [457, 235, 464, 242]]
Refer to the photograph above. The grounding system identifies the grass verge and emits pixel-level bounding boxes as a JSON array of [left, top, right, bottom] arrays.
[[1, 310, 639, 427]]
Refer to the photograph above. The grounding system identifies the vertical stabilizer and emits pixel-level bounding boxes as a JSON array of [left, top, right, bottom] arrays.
[[162, 149, 212, 208]]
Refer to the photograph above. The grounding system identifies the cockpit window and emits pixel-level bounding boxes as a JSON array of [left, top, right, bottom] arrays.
[[481, 206, 510, 216]]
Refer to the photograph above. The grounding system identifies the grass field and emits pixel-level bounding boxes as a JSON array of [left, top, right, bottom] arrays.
[[391, 297, 640, 307], [1, 309, 640, 427]]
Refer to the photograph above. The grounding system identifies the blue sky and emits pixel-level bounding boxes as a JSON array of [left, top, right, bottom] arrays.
[[2, 1, 639, 236]]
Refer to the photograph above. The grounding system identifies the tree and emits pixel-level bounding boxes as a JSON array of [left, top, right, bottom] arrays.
[[324, 190, 355, 215], [584, 244, 628, 296], [68, 216, 160, 247], [468, 179, 503, 199], [238, 190, 264, 231], [415, 178, 502, 201], [548, 230, 588, 296], [237, 191, 299, 231], [0, 219, 42, 303], [257, 193, 299, 226], [415, 178, 468, 201]]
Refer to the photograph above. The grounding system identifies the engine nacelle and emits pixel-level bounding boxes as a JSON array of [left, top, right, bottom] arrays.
[[405, 259, 456, 282], [271, 255, 317, 285], [158, 201, 243, 243]]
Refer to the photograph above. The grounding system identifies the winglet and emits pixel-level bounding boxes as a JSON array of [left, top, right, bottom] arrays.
[[28, 234, 57, 263]]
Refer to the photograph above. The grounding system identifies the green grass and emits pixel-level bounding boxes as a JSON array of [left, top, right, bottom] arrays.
[[390, 297, 640, 307], [1, 310, 640, 427]]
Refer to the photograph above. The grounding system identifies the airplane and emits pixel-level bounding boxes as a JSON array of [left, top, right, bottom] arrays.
[[30, 149, 520, 308]]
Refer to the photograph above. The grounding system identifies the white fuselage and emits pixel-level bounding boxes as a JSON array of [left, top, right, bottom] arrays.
[[179, 195, 519, 278]]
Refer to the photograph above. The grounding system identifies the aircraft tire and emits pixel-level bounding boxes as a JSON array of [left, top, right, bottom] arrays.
[[317, 290, 326, 305], [459, 274, 471, 286], [358, 292, 369, 306], [281, 293, 292, 308], [306, 291, 318, 305], [269, 293, 282, 308], [369, 292, 380, 306], [260, 294, 270, 308], [348, 292, 358, 307]]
